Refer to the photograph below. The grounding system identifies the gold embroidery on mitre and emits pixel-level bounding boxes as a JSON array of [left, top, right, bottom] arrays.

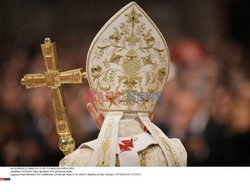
[[86, 2, 170, 112]]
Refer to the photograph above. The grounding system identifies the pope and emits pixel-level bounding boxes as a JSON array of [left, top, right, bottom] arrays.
[[59, 2, 187, 166]]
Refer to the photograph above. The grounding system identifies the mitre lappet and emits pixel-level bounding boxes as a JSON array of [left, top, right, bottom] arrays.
[[60, 2, 187, 166]]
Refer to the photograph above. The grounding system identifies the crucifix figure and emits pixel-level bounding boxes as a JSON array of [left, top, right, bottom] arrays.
[[21, 38, 86, 155]]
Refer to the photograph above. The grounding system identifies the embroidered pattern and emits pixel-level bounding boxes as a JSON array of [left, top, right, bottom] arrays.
[[139, 151, 147, 166], [152, 128, 180, 166], [115, 155, 120, 167], [96, 119, 113, 166], [87, 3, 169, 112], [119, 140, 134, 152]]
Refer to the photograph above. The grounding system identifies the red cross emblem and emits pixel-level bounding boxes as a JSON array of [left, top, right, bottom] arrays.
[[119, 140, 134, 152]]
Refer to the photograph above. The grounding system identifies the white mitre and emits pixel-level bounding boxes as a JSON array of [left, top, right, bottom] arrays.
[[60, 2, 187, 166]]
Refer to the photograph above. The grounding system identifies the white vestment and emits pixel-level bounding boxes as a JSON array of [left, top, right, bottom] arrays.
[[60, 116, 187, 166]]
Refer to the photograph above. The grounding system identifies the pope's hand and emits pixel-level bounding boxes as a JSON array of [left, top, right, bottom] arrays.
[[86, 103, 154, 129]]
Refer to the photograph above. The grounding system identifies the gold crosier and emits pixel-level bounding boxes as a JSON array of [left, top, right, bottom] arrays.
[[21, 38, 86, 155]]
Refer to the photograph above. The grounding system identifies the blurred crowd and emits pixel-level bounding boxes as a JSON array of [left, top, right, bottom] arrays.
[[154, 39, 250, 166], [0, 0, 249, 166], [0, 44, 98, 165]]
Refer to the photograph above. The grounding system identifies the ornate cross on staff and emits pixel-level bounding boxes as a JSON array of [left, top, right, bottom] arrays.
[[21, 38, 86, 155]]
